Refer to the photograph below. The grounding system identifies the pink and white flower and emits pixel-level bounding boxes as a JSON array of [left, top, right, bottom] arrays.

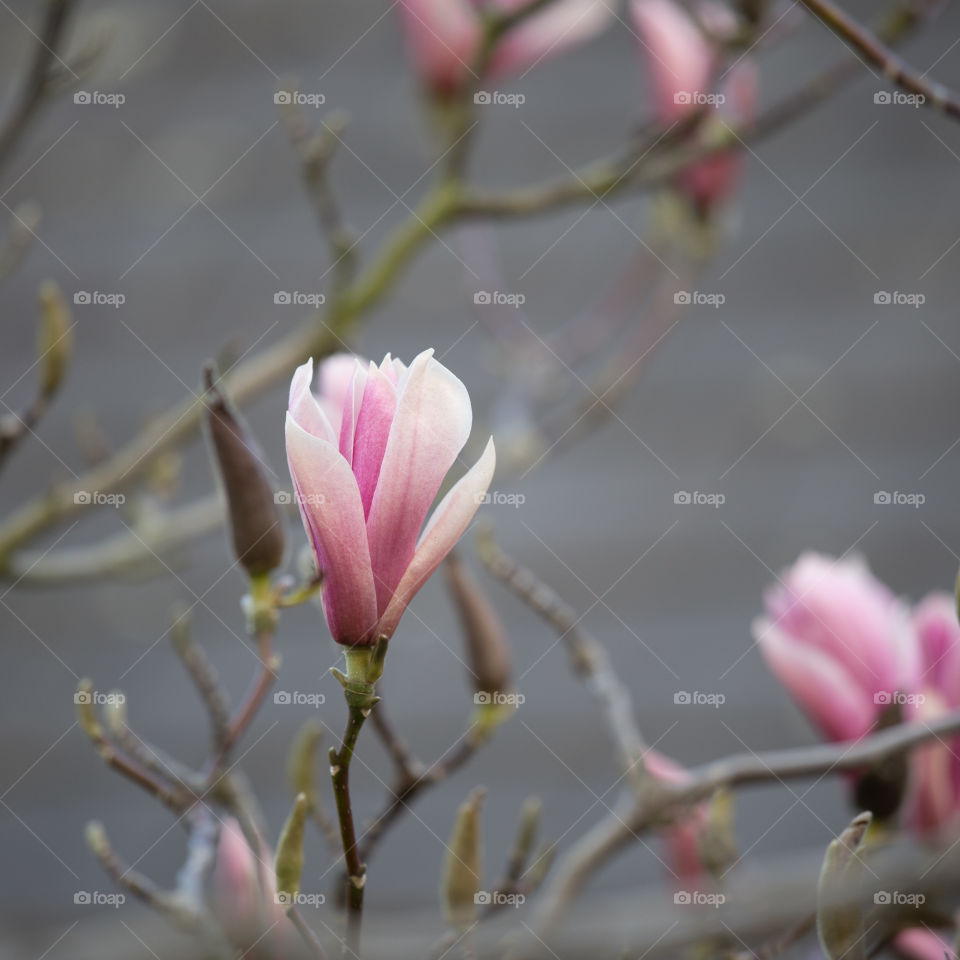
[[286, 349, 496, 646]]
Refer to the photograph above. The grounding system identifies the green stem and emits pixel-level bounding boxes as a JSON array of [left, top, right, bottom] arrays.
[[331, 704, 370, 958]]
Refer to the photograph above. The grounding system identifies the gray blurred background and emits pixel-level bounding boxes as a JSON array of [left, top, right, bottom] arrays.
[[2, 0, 960, 956]]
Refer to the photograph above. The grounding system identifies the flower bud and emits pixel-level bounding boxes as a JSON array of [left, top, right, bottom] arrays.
[[204, 364, 285, 578], [817, 811, 872, 960], [37, 280, 72, 399], [287, 719, 323, 812], [445, 550, 512, 698], [275, 792, 308, 900], [441, 787, 485, 931]]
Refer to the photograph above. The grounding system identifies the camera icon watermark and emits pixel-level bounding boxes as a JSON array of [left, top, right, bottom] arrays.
[[273, 691, 325, 709], [474, 691, 525, 707], [74, 90, 125, 108], [73, 490, 126, 507], [274, 90, 326, 108], [673, 490, 725, 508]]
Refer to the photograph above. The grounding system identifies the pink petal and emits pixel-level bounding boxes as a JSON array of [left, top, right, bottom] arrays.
[[289, 359, 337, 444], [913, 592, 960, 699], [285, 414, 378, 645], [754, 618, 877, 742], [397, 0, 480, 95], [893, 929, 952, 960], [365, 349, 474, 613], [490, 0, 615, 79], [352, 362, 399, 517], [376, 437, 495, 640], [338, 359, 369, 467], [631, 0, 713, 124]]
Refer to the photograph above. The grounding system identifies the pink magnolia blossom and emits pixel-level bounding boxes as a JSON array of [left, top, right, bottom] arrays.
[[631, 0, 757, 211], [286, 349, 496, 646], [211, 819, 285, 955], [645, 749, 710, 884], [902, 593, 960, 837], [397, 0, 616, 96], [753, 553, 919, 743]]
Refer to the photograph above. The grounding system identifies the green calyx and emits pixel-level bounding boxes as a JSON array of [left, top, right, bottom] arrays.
[[331, 635, 389, 710]]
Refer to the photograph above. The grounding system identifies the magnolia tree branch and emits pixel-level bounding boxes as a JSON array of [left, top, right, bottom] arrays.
[[0, 0, 930, 583], [533, 706, 960, 933], [796, 0, 960, 118], [0, 0, 76, 175]]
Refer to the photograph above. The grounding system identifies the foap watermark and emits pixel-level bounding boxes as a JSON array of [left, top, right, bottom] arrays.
[[874, 90, 925, 108], [74, 891, 125, 907], [674, 890, 726, 907], [74, 290, 125, 308], [474, 891, 525, 907], [674, 691, 726, 708], [475, 490, 526, 509], [674, 290, 725, 308], [474, 290, 525, 308], [74, 689, 125, 706], [874, 491, 925, 508], [274, 291, 325, 307], [275, 891, 326, 907], [74, 90, 125, 108], [275, 491, 326, 506], [874, 891, 925, 907], [274, 691, 326, 709], [874, 691, 926, 707], [474, 90, 525, 108], [74, 490, 126, 507], [873, 290, 924, 308], [474, 691, 525, 707], [674, 90, 726, 107], [674, 490, 725, 508], [274, 90, 326, 108]]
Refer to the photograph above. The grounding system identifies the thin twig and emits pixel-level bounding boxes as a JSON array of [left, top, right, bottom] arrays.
[[796, 0, 960, 119], [287, 904, 329, 960]]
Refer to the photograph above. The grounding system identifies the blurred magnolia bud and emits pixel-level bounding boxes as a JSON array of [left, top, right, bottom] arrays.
[[275, 793, 308, 899], [697, 786, 738, 876], [75, 679, 103, 741], [212, 818, 285, 952], [441, 787, 485, 931], [445, 550, 512, 698], [287, 718, 323, 812], [37, 280, 72, 398], [102, 690, 127, 738], [817, 811, 872, 960], [203, 364, 285, 578]]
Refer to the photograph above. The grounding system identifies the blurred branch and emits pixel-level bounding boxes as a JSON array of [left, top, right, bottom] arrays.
[[476, 527, 646, 780], [796, 0, 960, 119], [533, 707, 960, 933], [0, 0, 76, 176]]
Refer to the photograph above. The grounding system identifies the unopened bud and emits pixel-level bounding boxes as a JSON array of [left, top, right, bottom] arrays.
[[698, 786, 738, 876], [441, 787, 485, 931], [102, 690, 127, 737], [445, 551, 511, 697], [275, 793, 308, 899], [37, 280, 72, 398], [817, 811, 872, 960], [287, 718, 323, 811], [203, 364, 285, 577], [75, 679, 103, 741]]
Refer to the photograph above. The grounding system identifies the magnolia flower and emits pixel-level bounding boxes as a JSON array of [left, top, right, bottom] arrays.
[[211, 819, 284, 955], [644, 749, 710, 884], [397, 0, 616, 97], [286, 349, 496, 646], [903, 593, 960, 837], [753, 553, 919, 743], [631, 0, 756, 211]]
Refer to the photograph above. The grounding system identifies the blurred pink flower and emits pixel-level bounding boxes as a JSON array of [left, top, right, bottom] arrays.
[[397, 0, 616, 96], [286, 349, 496, 646], [211, 819, 284, 955], [903, 593, 960, 837], [645, 749, 710, 884], [892, 927, 953, 960], [753, 553, 918, 743], [630, 0, 756, 211]]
